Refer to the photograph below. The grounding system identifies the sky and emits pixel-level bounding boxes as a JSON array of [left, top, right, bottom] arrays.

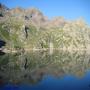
[[0, 0, 90, 24]]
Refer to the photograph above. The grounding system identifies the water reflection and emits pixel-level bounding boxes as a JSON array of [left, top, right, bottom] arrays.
[[0, 50, 90, 85]]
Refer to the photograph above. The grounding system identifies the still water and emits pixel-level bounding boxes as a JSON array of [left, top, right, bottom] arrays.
[[0, 50, 90, 90]]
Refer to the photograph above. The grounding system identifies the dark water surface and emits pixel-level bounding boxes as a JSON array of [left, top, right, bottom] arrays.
[[0, 50, 90, 90]]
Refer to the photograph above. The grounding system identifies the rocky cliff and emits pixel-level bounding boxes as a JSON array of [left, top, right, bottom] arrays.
[[0, 3, 90, 50]]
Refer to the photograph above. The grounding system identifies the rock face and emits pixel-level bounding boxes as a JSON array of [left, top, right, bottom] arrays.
[[0, 3, 90, 50], [0, 40, 6, 48], [0, 3, 9, 17]]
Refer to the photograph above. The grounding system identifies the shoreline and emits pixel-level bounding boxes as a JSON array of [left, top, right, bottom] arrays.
[[3, 48, 90, 53]]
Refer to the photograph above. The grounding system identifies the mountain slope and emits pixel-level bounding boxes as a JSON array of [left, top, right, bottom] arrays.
[[0, 3, 90, 50]]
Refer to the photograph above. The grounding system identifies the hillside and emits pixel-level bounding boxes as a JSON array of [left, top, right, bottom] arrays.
[[0, 3, 90, 51]]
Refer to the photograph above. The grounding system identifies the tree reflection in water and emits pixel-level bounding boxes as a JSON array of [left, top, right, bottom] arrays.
[[0, 50, 90, 85]]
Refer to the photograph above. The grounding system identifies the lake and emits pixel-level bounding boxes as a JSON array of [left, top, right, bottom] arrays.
[[0, 50, 90, 90]]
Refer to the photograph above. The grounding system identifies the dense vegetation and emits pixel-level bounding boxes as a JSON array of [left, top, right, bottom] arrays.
[[0, 4, 90, 51]]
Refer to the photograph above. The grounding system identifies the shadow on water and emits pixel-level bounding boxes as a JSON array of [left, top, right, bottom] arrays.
[[0, 50, 90, 90]]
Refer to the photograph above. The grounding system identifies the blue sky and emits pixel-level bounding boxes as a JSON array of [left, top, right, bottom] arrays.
[[0, 0, 90, 24]]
